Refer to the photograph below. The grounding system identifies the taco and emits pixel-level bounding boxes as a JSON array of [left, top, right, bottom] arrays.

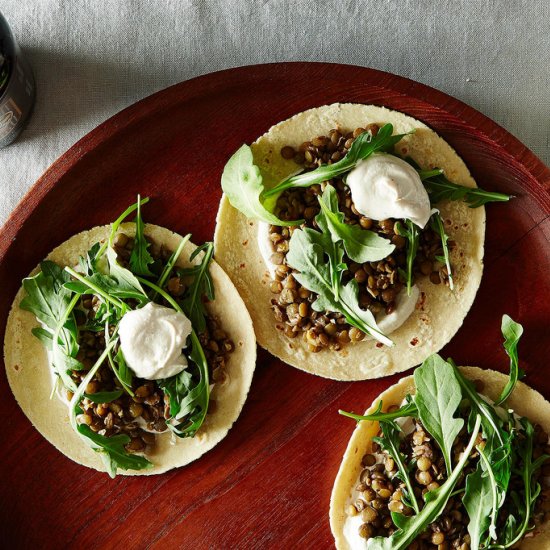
[[330, 315, 550, 549], [4, 198, 256, 476], [215, 103, 510, 380]]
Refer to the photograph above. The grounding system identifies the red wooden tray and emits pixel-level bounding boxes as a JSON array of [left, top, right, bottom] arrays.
[[1, 63, 549, 549]]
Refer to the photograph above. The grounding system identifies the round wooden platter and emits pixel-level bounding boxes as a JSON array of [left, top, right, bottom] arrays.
[[0, 63, 549, 549]]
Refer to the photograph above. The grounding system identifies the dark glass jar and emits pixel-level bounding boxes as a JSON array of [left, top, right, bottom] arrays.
[[0, 11, 35, 148]]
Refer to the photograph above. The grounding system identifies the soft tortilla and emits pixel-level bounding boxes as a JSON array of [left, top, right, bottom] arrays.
[[329, 367, 550, 549], [3, 223, 257, 475], [214, 103, 485, 380]]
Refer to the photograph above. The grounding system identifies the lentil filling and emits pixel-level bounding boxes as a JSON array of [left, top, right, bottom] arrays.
[[69, 233, 235, 455], [347, 384, 550, 548], [269, 124, 454, 352]]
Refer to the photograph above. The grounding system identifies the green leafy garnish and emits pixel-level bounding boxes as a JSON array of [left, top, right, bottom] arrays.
[[414, 355, 465, 475], [76, 426, 152, 476], [180, 242, 215, 334], [221, 144, 301, 226], [463, 457, 496, 548], [494, 315, 525, 406], [316, 186, 395, 263], [20, 261, 82, 391], [430, 210, 454, 290], [338, 397, 418, 424], [494, 419, 550, 548], [394, 219, 419, 296], [83, 389, 124, 403], [263, 123, 410, 198], [374, 420, 420, 514], [128, 195, 155, 276], [110, 347, 134, 396], [156, 233, 191, 290], [286, 227, 392, 346], [420, 170, 511, 208]]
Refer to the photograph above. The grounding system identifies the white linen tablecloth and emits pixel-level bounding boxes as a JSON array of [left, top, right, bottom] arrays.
[[1, 0, 549, 224]]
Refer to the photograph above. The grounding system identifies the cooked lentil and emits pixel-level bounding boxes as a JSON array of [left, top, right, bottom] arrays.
[[269, 124, 454, 350]]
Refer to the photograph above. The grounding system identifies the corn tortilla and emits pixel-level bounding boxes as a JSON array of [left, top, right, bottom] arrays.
[[3, 223, 257, 475], [214, 103, 485, 380]]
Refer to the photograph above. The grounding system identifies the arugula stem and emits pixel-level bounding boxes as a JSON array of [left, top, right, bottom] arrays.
[[95, 196, 150, 259], [65, 267, 126, 311], [156, 234, 191, 290], [431, 212, 454, 290], [340, 302, 393, 347], [339, 402, 417, 423], [479, 446, 499, 541]]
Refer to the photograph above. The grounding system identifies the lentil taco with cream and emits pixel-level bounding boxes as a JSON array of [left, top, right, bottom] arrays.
[[331, 315, 550, 549], [4, 198, 256, 476], [215, 104, 510, 380]]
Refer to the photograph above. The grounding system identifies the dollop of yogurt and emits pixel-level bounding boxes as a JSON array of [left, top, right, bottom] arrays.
[[346, 153, 431, 228], [118, 302, 192, 380]]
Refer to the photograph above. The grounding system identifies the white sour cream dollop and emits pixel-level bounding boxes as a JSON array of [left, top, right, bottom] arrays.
[[346, 153, 431, 228], [118, 302, 192, 380]]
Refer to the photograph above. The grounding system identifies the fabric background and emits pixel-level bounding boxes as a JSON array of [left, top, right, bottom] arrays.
[[0, 0, 549, 224]]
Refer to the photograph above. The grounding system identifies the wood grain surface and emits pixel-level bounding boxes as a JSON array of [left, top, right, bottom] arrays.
[[0, 63, 549, 549]]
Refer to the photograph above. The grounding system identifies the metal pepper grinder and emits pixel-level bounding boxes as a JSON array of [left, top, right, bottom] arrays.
[[0, 11, 35, 149]]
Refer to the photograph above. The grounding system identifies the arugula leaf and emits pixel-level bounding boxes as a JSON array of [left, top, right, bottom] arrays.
[[263, 123, 410, 198], [96, 197, 150, 259], [65, 271, 147, 305], [181, 242, 215, 334], [339, 397, 418, 423], [494, 315, 525, 406], [20, 263, 82, 390], [421, 171, 511, 208], [129, 195, 155, 276], [414, 355, 465, 475], [430, 210, 454, 291], [106, 246, 148, 299], [463, 457, 495, 548], [286, 227, 392, 346], [21, 261, 73, 332], [316, 186, 395, 263], [221, 144, 301, 226], [394, 219, 419, 296], [78, 242, 102, 275], [84, 389, 123, 403], [374, 420, 420, 514], [77, 425, 151, 476], [367, 415, 482, 550], [157, 233, 191, 289], [31, 326, 53, 348], [158, 330, 209, 438]]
